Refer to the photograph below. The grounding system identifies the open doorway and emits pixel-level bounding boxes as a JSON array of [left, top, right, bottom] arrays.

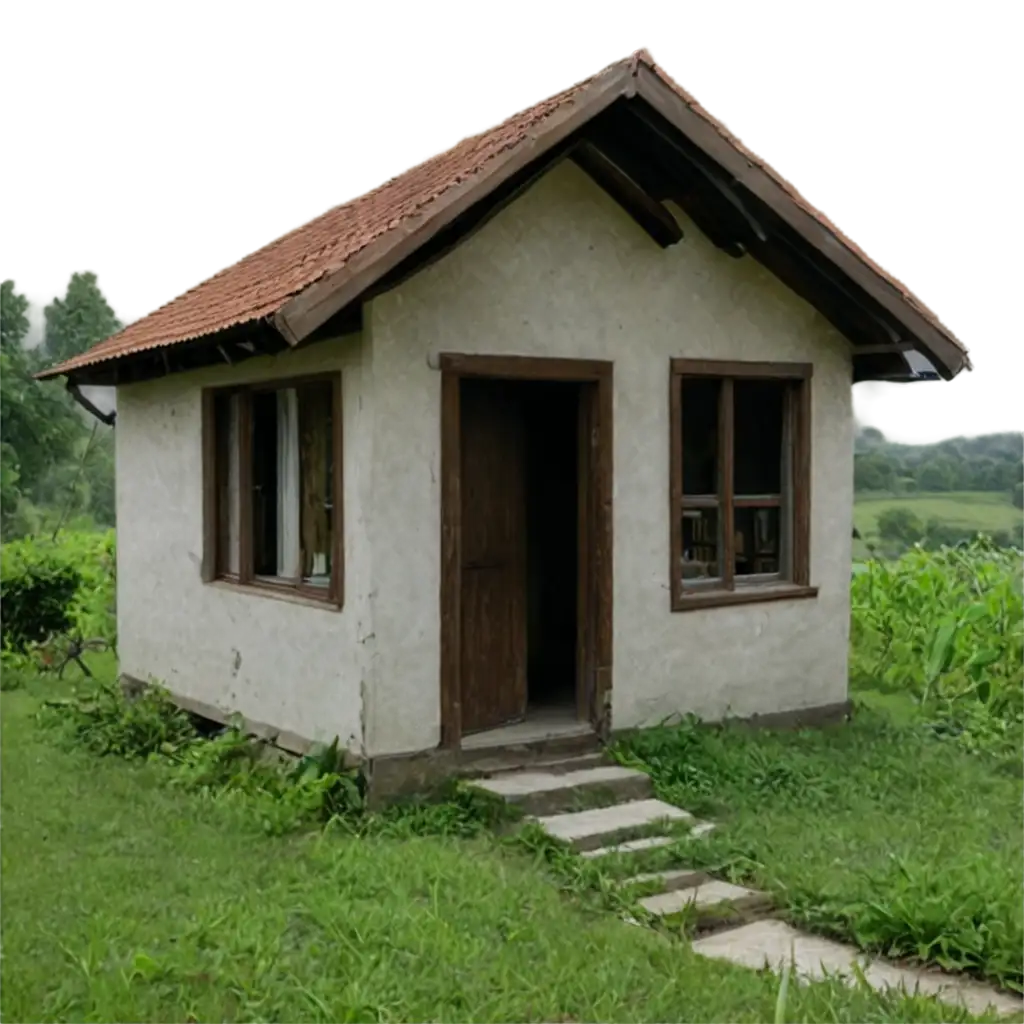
[[523, 381, 578, 714], [440, 355, 613, 750]]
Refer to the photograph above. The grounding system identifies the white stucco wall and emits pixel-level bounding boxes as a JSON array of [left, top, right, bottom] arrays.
[[116, 159, 855, 760], [364, 159, 854, 756], [115, 333, 371, 754]]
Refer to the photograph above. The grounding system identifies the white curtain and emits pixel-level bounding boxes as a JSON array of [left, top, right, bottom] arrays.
[[276, 388, 301, 579]]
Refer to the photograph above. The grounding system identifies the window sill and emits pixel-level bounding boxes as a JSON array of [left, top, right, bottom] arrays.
[[208, 577, 343, 612], [672, 584, 818, 612]]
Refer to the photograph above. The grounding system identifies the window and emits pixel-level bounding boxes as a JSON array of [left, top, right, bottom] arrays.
[[669, 360, 814, 611], [202, 374, 342, 606]]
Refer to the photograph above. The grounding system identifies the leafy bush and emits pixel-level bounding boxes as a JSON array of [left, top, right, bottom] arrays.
[[0, 529, 116, 652], [850, 539, 1023, 756], [0, 539, 80, 651]]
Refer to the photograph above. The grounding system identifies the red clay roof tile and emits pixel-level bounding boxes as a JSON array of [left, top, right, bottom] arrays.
[[40, 51, 967, 379]]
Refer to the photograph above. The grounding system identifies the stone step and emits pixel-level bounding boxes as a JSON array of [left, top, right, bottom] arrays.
[[620, 867, 709, 893], [639, 880, 771, 922], [692, 919, 1024, 1018], [474, 764, 652, 815], [580, 835, 676, 859], [459, 727, 600, 768], [462, 751, 608, 779], [535, 799, 692, 852]]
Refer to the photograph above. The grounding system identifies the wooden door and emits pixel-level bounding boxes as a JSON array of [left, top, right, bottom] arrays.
[[459, 380, 528, 732]]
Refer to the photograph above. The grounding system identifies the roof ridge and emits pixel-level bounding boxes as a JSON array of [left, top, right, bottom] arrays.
[[39, 48, 968, 380]]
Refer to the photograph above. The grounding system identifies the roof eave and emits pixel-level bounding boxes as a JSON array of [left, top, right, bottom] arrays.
[[35, 50, 971, 386]]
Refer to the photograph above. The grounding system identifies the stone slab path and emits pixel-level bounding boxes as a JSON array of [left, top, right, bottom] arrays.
[[694, 919, 1024, 1018], [471, 755, 1023, 1019]]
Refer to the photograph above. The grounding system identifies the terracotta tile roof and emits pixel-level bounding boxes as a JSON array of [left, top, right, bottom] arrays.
[[40, 50, 968, 380], [40, 64, 605, 380]]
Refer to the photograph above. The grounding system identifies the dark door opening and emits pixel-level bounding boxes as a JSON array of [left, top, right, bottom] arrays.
[[458, 377, 580, 734], [523, 381, 578, 712]]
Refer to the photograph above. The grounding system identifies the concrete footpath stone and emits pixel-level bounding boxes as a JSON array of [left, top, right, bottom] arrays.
[[692, 918, 1024, 1018], [535, 799, 691, 851], [580, 835, 676, 859], [639, 880, 769, 918]]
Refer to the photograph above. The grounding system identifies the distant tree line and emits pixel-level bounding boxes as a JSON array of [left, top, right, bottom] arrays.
[[1, 275, 120, 539], [854, 425, 1023, 498], [874, 505, 1023, 556]]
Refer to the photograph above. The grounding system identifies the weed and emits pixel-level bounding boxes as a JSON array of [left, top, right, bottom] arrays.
[[42, 679, 197, 759], [613, 712, 1023, 992]]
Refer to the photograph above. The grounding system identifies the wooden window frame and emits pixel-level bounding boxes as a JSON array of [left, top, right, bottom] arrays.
[[669, 359, 816, 612], [201, 372, 344, 609]]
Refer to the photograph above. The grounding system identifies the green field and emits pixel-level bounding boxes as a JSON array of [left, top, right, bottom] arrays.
[[853, 491, 1020, 558], [2, 533, 1021, 1022], [3, 665, 1015, 1022]]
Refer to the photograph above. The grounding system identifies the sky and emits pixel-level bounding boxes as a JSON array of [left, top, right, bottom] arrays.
[[0, 14, 1019, 436]]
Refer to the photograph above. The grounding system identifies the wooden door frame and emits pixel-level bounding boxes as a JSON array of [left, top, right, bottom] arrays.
[[439, 354, 613, 750]]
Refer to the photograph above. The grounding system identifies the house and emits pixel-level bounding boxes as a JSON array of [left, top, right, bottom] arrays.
[[40, 51, 970, 792]]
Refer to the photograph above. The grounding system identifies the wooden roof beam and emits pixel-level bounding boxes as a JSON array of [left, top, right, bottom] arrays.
[[571, 141, 682, 248]]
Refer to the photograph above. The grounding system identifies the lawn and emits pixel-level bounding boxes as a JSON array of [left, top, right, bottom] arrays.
[[613, 702, 1023, 993], [0, 669, 1006, 1024], [854, 491, 1020, 541], [3, 535, 1021, 1022]]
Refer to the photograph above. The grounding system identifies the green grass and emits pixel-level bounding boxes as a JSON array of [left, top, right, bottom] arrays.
[[1, 668, 1001, 1023], [614, 707, 1024, 993], [854, 491, 1020, 542]]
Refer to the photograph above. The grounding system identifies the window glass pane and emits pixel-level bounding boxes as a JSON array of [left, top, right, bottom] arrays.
[[734, 380, 786, 494], [681, 507, 721, 581], [214, 393, 240, 576], [735, 506, 781, 576], [681, 378, 719, 495], [252, 390, 281, 578], [298, 381, 334, 586], [250, 382, 334, 587]]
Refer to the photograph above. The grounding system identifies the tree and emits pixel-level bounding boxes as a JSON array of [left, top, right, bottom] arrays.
[[918, 458, 955, 492], [1, 277, 119, 537], [37, 273, 120, 528], [0, 280, 86, 536], [41, 272, 121, 365], [854, 452, 896, 492], [1013, 481, 1023, 510], [1, 279, 30, 351], [877, 507, 925, 545]]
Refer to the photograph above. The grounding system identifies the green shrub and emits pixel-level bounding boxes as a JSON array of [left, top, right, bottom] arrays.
[[0, 540, 80, 651], [0, 529, 116, 652]]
